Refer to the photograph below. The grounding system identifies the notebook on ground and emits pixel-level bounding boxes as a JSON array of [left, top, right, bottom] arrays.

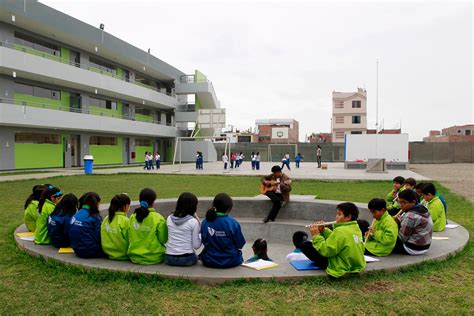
[[289, 260, 322, 271], [241, 259, 279, 270], [58, 248, 75, 254], [16, 232, 34, 237]]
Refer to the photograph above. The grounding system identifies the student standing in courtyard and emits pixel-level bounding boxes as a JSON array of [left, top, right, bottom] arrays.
[[255, 152, 261, 170], [316, 145, 322, 168], [222, 152, 229, 170], [295, 153, 303, 168], [155, 152, 161, 169]]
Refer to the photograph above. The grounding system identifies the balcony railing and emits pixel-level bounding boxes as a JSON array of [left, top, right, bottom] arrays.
[[0, 41, 175, 97], [0, 98, 174, 127]]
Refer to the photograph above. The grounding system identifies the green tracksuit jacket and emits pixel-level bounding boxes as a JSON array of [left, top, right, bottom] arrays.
[[427, 196, 446, 232], [365, 211, 399, 256], [101, 212, 130, 260], [312, 221, 366, 278], [24, 200, 39, 232], [128, 209, 168, 264], [34, 199, 56, 245], [386, 186, 405, 210]]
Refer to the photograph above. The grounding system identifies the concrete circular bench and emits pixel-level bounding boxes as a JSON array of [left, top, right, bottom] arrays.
[[14, 196, 469, 284]]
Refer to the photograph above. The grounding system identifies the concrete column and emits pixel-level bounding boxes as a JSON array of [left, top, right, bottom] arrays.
[[80, 94, 90, 112], [0, 127, 15, 170], [80, 134, 90, 165], [161, 113, 167, 125], [0, 76, 15, 102]]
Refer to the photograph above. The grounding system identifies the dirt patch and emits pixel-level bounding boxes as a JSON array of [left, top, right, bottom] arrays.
[[410, 164, 474, 202]]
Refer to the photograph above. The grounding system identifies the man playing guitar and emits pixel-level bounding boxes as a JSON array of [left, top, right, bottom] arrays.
[[261, 165, 292, 223]]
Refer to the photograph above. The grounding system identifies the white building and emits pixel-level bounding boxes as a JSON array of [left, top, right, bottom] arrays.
[[331, 88, 367, 143]]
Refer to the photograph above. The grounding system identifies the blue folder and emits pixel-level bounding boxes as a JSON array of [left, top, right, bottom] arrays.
[[289, 260, 322, 271]]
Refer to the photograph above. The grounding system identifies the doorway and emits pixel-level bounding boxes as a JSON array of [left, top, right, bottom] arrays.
[[71, 135, 81, 167]]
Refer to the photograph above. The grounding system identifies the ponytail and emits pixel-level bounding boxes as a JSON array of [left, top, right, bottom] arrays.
[[205, 207, 217, 222], [79, 192, 101, 216], [24, 184, 47, 209], [206, 193, 233, 222], [51, 193, 78, 217], [135, 188, 156, 223], [38, 187, 61, 214], [108, 193, 131, 223]]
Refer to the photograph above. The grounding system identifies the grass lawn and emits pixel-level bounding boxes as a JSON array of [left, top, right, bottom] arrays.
[[0, 174, 472, 314]]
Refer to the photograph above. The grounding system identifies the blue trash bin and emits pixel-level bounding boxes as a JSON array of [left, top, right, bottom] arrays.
[[83, 155, 94, 174]]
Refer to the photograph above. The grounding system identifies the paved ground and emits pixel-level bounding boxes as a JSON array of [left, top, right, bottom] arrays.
[[0, 162, 429, 182], [411, 164, 474, 202]]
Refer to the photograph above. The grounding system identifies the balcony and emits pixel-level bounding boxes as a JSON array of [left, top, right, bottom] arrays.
[[0, 98, 177, 137], [175, 74, 221, 109], [0, 42, 179, 109]]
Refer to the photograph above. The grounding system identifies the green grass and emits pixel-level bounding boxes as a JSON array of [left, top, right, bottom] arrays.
[[0, 174, 472, 314], [0, 170, 54, 177]]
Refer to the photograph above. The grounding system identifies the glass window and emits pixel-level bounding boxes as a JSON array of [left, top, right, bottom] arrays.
[[351, 131, 363, 134], [135, 107, 151, 116], [14, 32, 60, 56], [135, 138, 151, 146], [15, 83, 34, 95], [352, 116, 361, 124], [89, 56, 116, 75], [15, 132, 60, 144], [352, 100, 361, 108], [89, 136, 117, 146]]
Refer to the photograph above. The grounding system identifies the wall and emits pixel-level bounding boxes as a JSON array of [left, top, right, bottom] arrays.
[[409, 142, 474, 163], [345, 134, 409, 162], [15, 140, 64, 169], [135, 145, 154, 163], [89, 137, 123, 165], [14, 91, 70, 111]]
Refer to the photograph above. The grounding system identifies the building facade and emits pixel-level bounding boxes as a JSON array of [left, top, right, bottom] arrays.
[[331, 88, 367, 143], [0, 0, 221, 170], [255, 119, 299, 143], [423, 124, 474, 142]]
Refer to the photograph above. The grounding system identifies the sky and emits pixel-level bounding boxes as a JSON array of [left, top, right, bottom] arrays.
[[41, 0, 473, 141]]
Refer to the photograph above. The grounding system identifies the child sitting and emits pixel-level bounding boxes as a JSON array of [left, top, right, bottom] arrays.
[[246, 239, 272, 263], [286, 231, 309, 261], [201, 193, 246, 268], [403, 178, 417, 190], [69, 192, 105, 258], [300, 202, 366, 278], [128, 188, 168, 265], [47, 193, 78, 248], [421, 183, 446, 231], [35, 186, 63, 245], [393, 189, 433, 255], [364, 198, 398, 257], [416, 182, 448, 223], [23, 184, 47, 232], [101, 194, 131, 260], [386, 176, 405, 216], [165, 192, 202, 267]]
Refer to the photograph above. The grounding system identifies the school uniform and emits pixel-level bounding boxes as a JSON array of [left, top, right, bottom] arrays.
[[426, 196, 446, 232], [101, 212, 130, 260], [294, 155, 303, 168], [35, 199, 57, 245], [393, 204, 433, 255], [251, 155, 256, 170], [47, 212, 73, 248], [222, 154, 229, 170], [300, 221, 366, 278], [155, 154, 161, 169], [281, 154, 291, 170], [255, 154, 261, 170], [365, 211, 399, 256], [286, 248, 309, 261], [386, 186, 406, 215], [24, 200, 39, 232], [128, 209, 168, 265], [201, 213, 246, 268], [69, 207, 104, 258]]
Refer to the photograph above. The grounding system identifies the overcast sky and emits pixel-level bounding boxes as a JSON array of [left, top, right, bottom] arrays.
[[42, 0, 473, 141]]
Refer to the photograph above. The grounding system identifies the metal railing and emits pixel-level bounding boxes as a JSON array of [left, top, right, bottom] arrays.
[[0, 98, 175, 127], [0, 41, 175, 97]]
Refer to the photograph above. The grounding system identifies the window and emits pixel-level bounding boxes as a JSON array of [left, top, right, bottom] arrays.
[[135, 107, 151, 116], [466, 130, 471, 136], [89, 56, 116, 75], [90, 97, 117, 110], [105, 100, 117, 110], [335, 116, 344, 124], [15, 83, 60, 100], [335, 131, 345, 139], [135, 138, 151, 146], [15, 133, 60, 144], [351, 131, 363, 134], [334, 101, 344, 109], [166, 113, 172, 125], [89, 136, 117, 146], [352, 100, 361, 108], [352, 116, 361, 124], [14, 32, 60, 56]]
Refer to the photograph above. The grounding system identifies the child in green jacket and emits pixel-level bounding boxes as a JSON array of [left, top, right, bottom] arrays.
[[101, 194, 131, 260], [23, 184, 47, 232], [421, 183, 446, 231], [300, 202, 366, 278], [128, 188, 168, 265], [34, 186, 63, 245], [386, 176, 405, 215], [365, 198, 398, 256]]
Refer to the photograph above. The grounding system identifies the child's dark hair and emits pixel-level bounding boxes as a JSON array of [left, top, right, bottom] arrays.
[[292, 231, 308, 248], [421, 183, 437, 196], [357, 219, 370, 237], [336, 202, 359, 220], [393, 176, 405, 185], [415, 182, 426, 190], [398, 189, 419, 203], [368, 198, 387, 211], [24, 184, 47, 209], [206, 193, 233, 222], [404, 177, 416, 187], [51, 193, 78, 217], [174, 192, 198, 218], [38, 186, 62, 214], [108, 193, 131, 223], [135, 188, 157, 223], [79, 192, 101, 215], [252, 238, 269, 260]]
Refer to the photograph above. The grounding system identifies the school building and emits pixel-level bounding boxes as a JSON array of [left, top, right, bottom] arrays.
[[0, 1, 221, 170]]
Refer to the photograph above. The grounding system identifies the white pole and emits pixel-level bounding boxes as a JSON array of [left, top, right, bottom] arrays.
[[179, 138, 182, 172], [172, 137, 178, 169], [375, 59, 379, 158]]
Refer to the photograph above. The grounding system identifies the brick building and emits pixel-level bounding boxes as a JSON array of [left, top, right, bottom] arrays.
[[255, 119, 299, 143], [423, 124, 474, 142]]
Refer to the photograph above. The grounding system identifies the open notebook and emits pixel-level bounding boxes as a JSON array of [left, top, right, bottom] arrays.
[[241, 259, 279, 270]]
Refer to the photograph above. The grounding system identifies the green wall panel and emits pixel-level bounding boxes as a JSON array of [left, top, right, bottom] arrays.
[[135, 113, 153, 123], [60, 47, 70, 62], [14, 91, 70, 110], [135, 145, 154, 163], [88, 102, 123, 118], [15, 143, 63, 169], [90, 137, 123, 165], [194, 69, 207, 83]]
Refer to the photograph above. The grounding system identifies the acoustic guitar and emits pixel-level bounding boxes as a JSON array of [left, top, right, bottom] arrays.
[[259, 179, 291, 194]]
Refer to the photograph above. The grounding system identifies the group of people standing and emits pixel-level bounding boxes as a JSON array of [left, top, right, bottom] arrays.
[[222, 152, 260, 170], [143, 152, 161, 170]]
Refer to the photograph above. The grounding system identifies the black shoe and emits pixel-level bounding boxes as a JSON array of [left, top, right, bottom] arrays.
[[263, 218, 269, 223]]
